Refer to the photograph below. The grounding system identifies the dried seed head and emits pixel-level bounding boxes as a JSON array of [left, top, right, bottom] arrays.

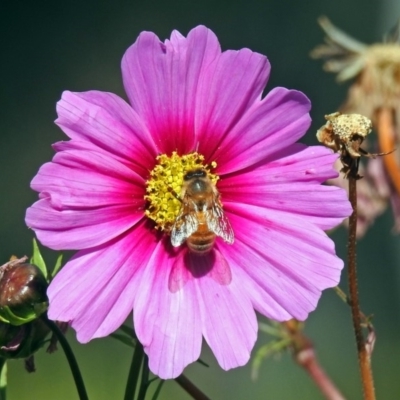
[[317, 112, 372, 151], [328, 113, 372, 142], [317, 112, 373, 179]]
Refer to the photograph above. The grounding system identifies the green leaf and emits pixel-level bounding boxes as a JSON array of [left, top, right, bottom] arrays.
[[0, 306, 33, 325], [30, 239, 47, 279], [258, 321, 282, 337], [0, 358, 6, 400], [0, 303, 47, 326], [251, 339, 291, 380], [51, 254, 64, 278]]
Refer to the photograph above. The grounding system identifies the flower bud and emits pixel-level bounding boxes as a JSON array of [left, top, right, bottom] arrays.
[[0, 319, 50, 360], [0, 263, 48, 325]]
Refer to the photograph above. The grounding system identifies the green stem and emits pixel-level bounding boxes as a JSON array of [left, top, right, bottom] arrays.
[[137, 355, 149, 400], [0, 358, 6, 400], [41, 316, 88, 400], [175, 375, 211, 400], [124, 341, 144, 400]]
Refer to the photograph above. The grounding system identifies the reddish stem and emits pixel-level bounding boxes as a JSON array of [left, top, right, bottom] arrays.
[[347, 177, 375, 400], [283, 321, 345, 400]]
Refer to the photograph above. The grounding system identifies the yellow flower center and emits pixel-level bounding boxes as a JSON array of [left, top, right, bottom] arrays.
[[145, 152, 218, 232]]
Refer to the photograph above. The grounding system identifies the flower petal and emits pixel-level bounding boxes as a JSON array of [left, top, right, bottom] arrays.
[[30, 149, 145, 209], [134, 241, 202, 379], [214, 88, 311, 173], [47, 221, 157, 341], [56, 90, 157, 173], [26, 199, 143, 250], [195, 48, 270, 159], [194, 256, 257, 370], [223, 202, 344, 320], [219, 144, 352, 230], [122, 25, 221, 154]]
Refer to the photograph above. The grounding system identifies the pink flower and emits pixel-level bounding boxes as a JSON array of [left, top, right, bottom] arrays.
[[26, 26, 352, 379]]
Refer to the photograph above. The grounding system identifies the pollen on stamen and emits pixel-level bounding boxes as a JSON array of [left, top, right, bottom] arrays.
[[145, 152, 218, 232]]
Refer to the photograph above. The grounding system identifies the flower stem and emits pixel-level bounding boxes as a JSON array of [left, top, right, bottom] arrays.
[[376, 107, 400, 197], [283, 321, 345, 400], [175, 375, 211, 400], [41, 316, 88, 400], [137, 354, 149, 400], [124, 340, 144, 400], [347, 177, 375, 400]]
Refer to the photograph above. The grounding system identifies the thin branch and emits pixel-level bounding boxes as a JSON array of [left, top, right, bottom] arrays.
[[347, 177, 375, 400]]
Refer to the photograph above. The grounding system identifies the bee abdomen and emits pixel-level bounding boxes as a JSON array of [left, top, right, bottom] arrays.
[[187, 231, 216, 254]]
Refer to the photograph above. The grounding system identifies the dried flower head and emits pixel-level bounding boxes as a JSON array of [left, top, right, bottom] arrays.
[[312, 17, 400, 234], [317, 112, 374, 178], [311, 16, 400, 117]]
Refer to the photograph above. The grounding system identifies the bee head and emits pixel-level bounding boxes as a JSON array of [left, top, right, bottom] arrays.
[[183, 169, 207, 181]]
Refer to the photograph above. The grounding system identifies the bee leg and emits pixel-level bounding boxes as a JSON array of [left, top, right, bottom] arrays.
[[167, 187, 182, 202]]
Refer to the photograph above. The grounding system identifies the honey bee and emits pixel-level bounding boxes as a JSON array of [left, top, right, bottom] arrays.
[[171, 168, 234, 254]]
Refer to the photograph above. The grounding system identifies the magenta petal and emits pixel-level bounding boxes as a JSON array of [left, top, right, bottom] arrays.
[[224, 202, 344, 320], [215, 88, 311, 173], [195, 48, 270, 159], [26, 199, 143, 250], [122, 26, 221, 154], [48, 222, 157, 342], [56, 90, 157, 172], [134, 242, 202, 379], [30, 150, 144, 209], [195, 261, 257, 370], [219, 144, 352, 230]]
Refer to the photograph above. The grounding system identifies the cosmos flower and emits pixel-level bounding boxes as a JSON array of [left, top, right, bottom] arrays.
[[26, 26, 351, 379]]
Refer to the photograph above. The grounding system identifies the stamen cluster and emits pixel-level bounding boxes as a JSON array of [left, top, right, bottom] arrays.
[[144, 152, 218, 231]]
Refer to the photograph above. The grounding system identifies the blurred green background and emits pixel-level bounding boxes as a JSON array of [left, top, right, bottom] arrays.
[[2, 0, 400, 399]]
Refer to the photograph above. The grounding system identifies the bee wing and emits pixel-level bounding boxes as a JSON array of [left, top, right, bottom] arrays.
[[205, 203, 234, 244], [171, 207, 199, 247]]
